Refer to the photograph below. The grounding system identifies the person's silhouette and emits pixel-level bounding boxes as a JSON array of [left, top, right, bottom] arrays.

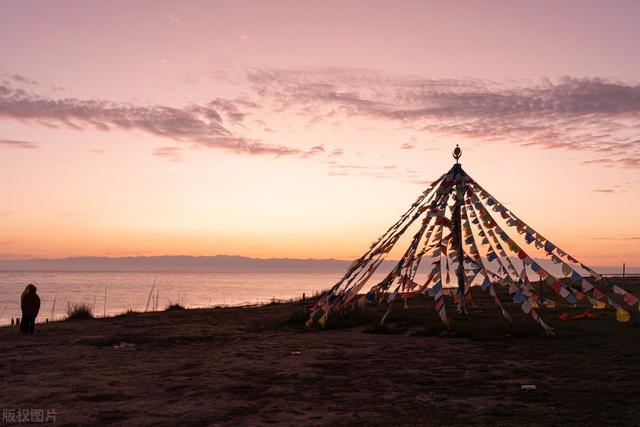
[[20, 284, 41, 335]]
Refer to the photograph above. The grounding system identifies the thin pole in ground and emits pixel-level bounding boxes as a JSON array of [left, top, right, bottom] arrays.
[[144, 273, 158, 312], [51, 295, 57, 321]]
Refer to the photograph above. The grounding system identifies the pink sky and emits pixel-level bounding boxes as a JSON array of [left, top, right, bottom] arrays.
[[0, 0, 639, 266]]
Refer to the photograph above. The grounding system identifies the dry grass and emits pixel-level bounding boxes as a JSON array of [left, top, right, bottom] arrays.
[[66, 302, 95, 321]]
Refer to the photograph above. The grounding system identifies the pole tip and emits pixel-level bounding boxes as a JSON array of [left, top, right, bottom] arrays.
[[453, 144, 462, 163]]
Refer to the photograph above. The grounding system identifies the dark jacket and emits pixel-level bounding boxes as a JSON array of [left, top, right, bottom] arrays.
[[21, 291, 41, 318]]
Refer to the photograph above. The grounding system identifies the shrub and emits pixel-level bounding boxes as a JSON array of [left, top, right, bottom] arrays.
[[66, 303, 94, 321], [165, 303, 185, 311], [115, 309, 138, 318]]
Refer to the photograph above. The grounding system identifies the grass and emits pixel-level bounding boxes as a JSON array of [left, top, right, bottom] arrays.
[[66, 302, 95, 321], [115, 309, 139, 318], [165, 303, 186, 311]]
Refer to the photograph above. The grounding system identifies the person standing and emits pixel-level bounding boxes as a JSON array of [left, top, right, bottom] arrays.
[[20, 284, 40, 335]]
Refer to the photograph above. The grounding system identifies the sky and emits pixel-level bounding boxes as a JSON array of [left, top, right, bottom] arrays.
[[0, 0, 639, 267]]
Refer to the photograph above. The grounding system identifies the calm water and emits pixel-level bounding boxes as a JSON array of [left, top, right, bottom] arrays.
[[2, 268, 636, 326], [0, 271, 356, 326]]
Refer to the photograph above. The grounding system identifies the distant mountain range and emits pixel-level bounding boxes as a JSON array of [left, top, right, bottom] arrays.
[[0, 255, 387, 273], [0, 255, 633, 274]]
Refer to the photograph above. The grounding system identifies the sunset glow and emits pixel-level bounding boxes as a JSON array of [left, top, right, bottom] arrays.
[[1, 0, 639, 266]]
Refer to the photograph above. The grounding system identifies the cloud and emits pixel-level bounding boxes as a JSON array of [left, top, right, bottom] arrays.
[[0, 139, 39, 149], [152, 146, 183, 162], [5, 66, 640, 175], [241, 67, 640, 169], [324, 160, 424, 183], [0, 81, 312, 158], [233, 32, 249, 44], [301, 145, 325, 158], [591, 189, 615, 193], [11, 74, 38, 86]]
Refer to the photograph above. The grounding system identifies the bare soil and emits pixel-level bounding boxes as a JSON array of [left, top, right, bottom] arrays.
[[1, 278, 640, 426]]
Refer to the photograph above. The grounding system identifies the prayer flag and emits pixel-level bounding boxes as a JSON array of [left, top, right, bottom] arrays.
[[623, 293, 639, 306], [608, 297, 621, 310], [593, 288, 605, 301], [513, 292, 525, 303], [318, 313, 328, 328], [616, 307, 631, 323], [613, 285, 627, 296]]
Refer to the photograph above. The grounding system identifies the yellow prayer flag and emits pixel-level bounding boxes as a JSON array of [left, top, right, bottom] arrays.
[[318, 314, 327, 328], [594, 300, 606, 310], [305, 318, 313, 328], [616, 307, 631, 323]]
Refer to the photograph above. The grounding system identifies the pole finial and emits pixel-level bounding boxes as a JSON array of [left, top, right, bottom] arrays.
[[453, 144, 462, 163]]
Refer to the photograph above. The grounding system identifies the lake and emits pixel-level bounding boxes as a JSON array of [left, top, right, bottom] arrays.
[[0, 271, 357, 325]]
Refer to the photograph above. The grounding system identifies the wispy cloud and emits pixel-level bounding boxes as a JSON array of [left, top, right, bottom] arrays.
[[152, 146, 183, 162], [0, 138, 39, 149], [11, 74, 38, 86], [239, 67, 640, 169], [301, 145, 325, 158], [324, 160, 422, 183], [4, 66, 640, 175], [0, 81, 318, 158], [591, 188, 615, 193], [232, 32, 249, 44]]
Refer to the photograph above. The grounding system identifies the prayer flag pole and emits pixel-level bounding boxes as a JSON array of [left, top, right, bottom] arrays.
[[452, 145, 466, 314]]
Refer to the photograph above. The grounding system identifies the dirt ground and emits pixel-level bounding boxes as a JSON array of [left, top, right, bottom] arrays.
[[1, 278, 640, 426]]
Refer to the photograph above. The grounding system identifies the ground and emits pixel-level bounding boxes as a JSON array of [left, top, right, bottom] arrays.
[[1, 279, 640, 426]]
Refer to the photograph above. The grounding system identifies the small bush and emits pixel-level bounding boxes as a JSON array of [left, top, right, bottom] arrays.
[[66, 303, 94, 321], [115, 309, 138, 318], [165, 303, 185, 311]]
